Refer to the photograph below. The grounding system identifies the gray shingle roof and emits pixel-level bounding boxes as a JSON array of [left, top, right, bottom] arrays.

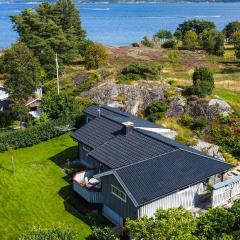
[[73, 105, 233, 205], [115, 149, 232, 205], [72, 116, 122, 148], [89, 129, 176, 168]]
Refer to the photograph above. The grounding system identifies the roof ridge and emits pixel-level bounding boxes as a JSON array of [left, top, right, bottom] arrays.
[[114, 149, 180, 171]]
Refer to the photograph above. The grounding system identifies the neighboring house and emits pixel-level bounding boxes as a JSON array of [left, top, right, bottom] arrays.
[[72, 105, 239, 226], [0, 86, 42, 118]]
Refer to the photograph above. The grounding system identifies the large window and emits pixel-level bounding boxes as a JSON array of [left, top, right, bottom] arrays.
[[111, 185, 126, 202]]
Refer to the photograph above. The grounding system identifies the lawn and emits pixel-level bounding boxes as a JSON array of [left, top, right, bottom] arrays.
[[0, 133, 92, 240]]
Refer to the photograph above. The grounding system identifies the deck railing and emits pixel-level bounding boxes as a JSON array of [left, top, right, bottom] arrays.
[[73, 170, 104, 204]]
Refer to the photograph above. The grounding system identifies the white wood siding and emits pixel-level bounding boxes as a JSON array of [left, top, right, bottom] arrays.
[[212, 178, 240, 207], [138, 183, 204, 218]]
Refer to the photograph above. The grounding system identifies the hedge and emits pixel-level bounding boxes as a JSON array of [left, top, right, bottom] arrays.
[[0, 118, 75, 152]]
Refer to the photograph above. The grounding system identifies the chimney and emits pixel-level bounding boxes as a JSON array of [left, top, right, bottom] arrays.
[[122, 121, 134, 135]]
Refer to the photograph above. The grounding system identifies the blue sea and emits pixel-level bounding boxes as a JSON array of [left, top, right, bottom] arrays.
[[0, 2, 240, 49]]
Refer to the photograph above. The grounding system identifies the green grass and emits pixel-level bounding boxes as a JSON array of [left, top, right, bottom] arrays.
[[213, 88, 240, 110], [0, 133, 92, 240]]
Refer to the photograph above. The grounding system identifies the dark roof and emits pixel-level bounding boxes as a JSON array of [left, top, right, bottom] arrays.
[[89, 129, 176, 168], [72, 116, 123, 148], [84, 105, 165, 129], [74, 105, 233, 205], [115, 150, 232, 205]]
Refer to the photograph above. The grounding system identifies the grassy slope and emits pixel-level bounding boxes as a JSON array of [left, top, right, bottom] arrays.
[[0, 133, 91, 240]]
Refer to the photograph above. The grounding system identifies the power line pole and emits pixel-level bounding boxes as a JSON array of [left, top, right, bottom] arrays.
[[56, 53, 60, 95]]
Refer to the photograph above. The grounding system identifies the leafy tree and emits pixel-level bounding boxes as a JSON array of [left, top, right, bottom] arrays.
[[145, 101, 169, 122], [154, 30, 173, 41], [200, 29, 225, 56], [232, 31, 240, 44], [19, 225, 77, 240], [126, 207, 197, 240], [11, 0, 86, 77], [84, 43, 108, 70], [11, 102, 29, 126], [223, 21, 240, 42], [41, 93, 76, 120], [2, 42, 41, 102], [176, 19, 215, 38], [196, 207, 236, 239], [192, 67, 214, 97], [141, 36, 154, 48], [182, 30, 198, 51]]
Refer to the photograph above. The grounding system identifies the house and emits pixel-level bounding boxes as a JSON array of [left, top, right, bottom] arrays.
[[0, 86, 42, 118], [72, 105, 239, 226]]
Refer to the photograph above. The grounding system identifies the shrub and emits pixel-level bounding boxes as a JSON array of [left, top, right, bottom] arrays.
[[196, 207, 236, 239], [145, 102, 169, 122], [192, 67, 214, 97], [90, 226, 115, 240], [141, 36, 154, 48], [211, 126, 240, 155], [232, 200, 240, 229], [179, 114, 193, 127], [84, 43, 108, 70], [0, 112, 13, 128], [19, 225, 77, 240], [162, 40, 176, 49], [119, 63, 161, 83], [190, 117, 208, 131], [0, 118, 74, 152]]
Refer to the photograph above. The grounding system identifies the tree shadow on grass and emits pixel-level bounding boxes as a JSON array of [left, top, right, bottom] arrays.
[[49, 146, 78, 168], [58, 185, 111, 227]]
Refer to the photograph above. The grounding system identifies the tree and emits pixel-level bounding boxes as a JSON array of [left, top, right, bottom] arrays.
[[2, 42, 42, 103], [126, 207, 197, 240], [11, 102, 29, 126], [200, 29, 225, 56], [84, 43, 108, 69], [192, 67, 214, 97], [223, 21, 240, 42], [11, 0, 86, 77], [182, 30, 198, 51], [141, 36, 154, 48], [196, 207, 236, 239], [0, 112, 13, 128], [154, 30, 173, 41], [176, 19, 216, 38], [41, 93, 76, 120], [20, 225, 77, 240], [232, 31, 240, 44]]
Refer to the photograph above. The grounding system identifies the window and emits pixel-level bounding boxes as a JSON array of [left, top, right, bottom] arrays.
[[82, 144, 91, 152], [111, 185, 126, 202]]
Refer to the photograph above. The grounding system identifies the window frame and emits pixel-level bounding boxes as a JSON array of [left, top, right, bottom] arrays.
[[111, 185, 127, 203]]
